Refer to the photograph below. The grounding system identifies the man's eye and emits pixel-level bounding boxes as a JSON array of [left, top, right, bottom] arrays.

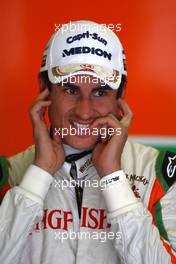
[[65, 87, 78, 95], [93, 90, 106, 97]]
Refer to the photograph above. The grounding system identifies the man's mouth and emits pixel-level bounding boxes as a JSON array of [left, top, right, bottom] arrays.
[[69, 120, 96, 137], [72, 122, 90, 129], [70, 120, 94, 129]]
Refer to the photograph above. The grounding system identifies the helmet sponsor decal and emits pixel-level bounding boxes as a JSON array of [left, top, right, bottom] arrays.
[[66, 31, 108, 46], [62, 46, 112, 61]]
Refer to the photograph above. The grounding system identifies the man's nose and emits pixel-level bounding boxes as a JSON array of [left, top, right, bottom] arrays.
[[75, 98, 94, 119]]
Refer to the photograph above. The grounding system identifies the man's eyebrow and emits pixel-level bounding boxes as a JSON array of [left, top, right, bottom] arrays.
[[59, 82, 80, 89], [57, 82, 111, 90], [92, 84, 112, 91]]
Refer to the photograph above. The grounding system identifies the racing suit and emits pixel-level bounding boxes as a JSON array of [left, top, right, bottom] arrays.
[[0, 140, 176, 263]]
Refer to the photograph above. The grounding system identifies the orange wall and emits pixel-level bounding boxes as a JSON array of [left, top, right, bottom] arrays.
[[0, 0, 176, 156]]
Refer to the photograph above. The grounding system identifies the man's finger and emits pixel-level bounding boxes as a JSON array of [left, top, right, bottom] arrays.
[[118, 99, 133, 116], [118, 99, 134, 128], [34, 89, 50, 102], [52, 128, 63, 145], [29, 100, 51, 124]]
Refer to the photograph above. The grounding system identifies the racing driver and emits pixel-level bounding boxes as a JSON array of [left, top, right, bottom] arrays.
[[0, 20, 176, 264]]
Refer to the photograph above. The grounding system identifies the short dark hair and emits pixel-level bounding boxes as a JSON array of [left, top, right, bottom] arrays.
[[38, 71, 52, 91], [116, 74, 127, 99], [38, 71, 127, 98]]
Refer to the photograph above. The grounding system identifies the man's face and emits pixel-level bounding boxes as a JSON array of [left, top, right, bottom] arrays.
[[48, 74, 121, 150]]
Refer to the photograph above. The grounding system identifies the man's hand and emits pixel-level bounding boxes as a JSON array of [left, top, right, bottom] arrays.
[[29, 89, 65, 175], [92, 99, 133, 178]]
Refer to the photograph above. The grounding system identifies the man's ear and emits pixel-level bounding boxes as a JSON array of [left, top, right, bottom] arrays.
[[38, 73, 47, 92], [117, 75, 127, 99], [116, 98, 124, 120], [121, 87, 126, 98]]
